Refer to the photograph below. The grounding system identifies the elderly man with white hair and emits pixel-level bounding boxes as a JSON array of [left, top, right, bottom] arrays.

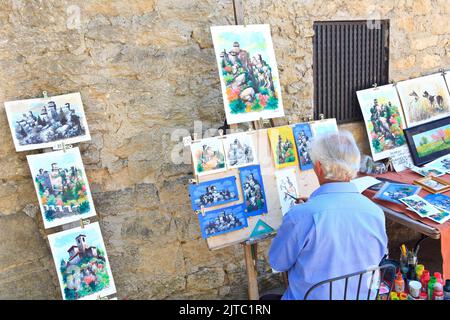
[[268, 130, 388, 300]]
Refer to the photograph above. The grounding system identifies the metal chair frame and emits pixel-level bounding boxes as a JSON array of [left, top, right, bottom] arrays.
[[303, 263, 397, 300]]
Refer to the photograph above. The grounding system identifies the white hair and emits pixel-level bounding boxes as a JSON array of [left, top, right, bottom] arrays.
[[308, 130, 361, 181]]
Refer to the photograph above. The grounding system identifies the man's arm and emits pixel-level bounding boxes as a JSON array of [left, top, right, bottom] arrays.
[[269, 210, 312, 272]]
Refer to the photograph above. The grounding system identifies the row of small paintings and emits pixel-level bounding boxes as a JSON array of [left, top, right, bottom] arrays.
[[190, 119, 338, 177], [356, 72, 450, 162]]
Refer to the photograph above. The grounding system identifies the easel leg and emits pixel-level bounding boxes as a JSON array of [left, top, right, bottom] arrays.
[[243, 243, 259, 300]]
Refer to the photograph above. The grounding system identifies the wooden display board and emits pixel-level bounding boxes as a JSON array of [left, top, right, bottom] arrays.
[[190, 127, 320, 250]]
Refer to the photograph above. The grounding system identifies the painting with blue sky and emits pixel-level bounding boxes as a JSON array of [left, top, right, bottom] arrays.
[[47, 222, 116, 300], [198, 204, 248, 239], [239, 165, 268, 217], [189, 176, 239, 211], [27, 147, 96, 229], [211, 24, 284, 124], [293, 123, 314, 170]]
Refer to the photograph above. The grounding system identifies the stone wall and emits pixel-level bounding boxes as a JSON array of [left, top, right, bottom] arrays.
[[0, 0, 448, 299]]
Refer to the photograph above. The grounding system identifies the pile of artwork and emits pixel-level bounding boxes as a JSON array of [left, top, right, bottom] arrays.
[[356, 71, 450, 168], [3, 93, 116, 300]]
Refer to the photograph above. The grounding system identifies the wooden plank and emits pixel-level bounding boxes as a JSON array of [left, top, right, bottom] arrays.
[[243, 243, 259, 300], [232, 0, 245, 25]]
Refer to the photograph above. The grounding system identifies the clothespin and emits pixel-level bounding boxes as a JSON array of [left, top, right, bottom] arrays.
[[218, 129, 224, 136], [195, 174, 199, 185], [80, 219, 85, 229], [372, 83, 379, 90], [259, 117, 263, 129], [200, 205, 205, 217], [319, 113, 325, 121], [43, 91, 48, 98], [189, 178, 197, 185]]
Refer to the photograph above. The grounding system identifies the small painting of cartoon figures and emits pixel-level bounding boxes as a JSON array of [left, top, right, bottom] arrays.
[[190, 137, 226, 176], [292, 123, 314, 170], [4, 92, 91, 152], [189, 176, 239, 211], [198, 204, 248, 239], [399, 194, 440, 218], [211, 24, 284, 124], [239, 165, 268, 217], [396, 73, 450, 127], [27, 147, 97, 229], [47, 222, 116, 300], [357, 84, 407, 161], [268, 126, 299, 169], [374, 182, 421, 204]]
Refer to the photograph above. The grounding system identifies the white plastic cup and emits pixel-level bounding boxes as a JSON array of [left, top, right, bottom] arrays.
[[409, 280, 422, 298]]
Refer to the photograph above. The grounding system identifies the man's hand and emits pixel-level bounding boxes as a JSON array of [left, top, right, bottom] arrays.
[[295, 197, 309, 204]]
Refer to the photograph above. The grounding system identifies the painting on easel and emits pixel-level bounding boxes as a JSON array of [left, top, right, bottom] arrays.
[[275, 168, 299, 216], [190, 137, 226, 176], [4, 92, 91, 152], [198, 204, 248, 239], [188, 176, 239, 211], [239, 165, 268, 217], [211, 24, 284, 124], [396, 73, 450, 127], [356, 84, 407, 161], [27, 147, 97, 229], [223, 132, 258, 168], [268, 126, 299, 169], [47, 222, 116, 300], [292, 123, 314, 170]]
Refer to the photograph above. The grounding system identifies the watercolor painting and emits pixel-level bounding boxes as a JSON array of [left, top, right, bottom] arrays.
[[424, 194, 450, 213], [190, 137, 226, 176], [426, 209, 450, 224], [399, 194, 441, 218], [4, 92, 91, 152], [410, 165, 445, 177], [292, 123, 314, 170], [239, 165, 268, 217], [309, 118, 338, 137], [198, 204, 248, 239], [412, 123, 450, 158], [356, 85, 407, 161], [428, 155, 450, 172], [268, 126, 299, 169], [374, 182, 421, 204], [188, 176, 239, 211], [396, 73, 450, 127], [27, 147, 96, 229], [211, 24, 284, 124], [223, 132, 257, 168], [47, 222, 116, 300], [275, 168, 299, 216]]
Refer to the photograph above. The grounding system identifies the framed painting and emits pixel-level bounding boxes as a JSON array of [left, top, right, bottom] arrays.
[[47, 222, 116, 300], [223, 132, 258, 169], [267, 126, 299, 169], [190, 137, 226, 176], [404, 116, 450, 166], [292, 123, 314, 170], [309, 118, 338, 137], [239, 165, 268, 217], [27, 147, 97, 229], [373, 182, 421, 204], [413, 176, 450, 194], [275, 168, 299, 216], [198, 204, 248, 239], [356, 84, 407, 161], [396, 73, 450, 127], [4, 92, 91, 152], [188, 176, 239, 211], [210, 24, 284, 124]]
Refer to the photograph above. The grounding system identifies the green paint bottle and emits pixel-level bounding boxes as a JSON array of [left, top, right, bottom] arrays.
[[428, 276, 436, 300]]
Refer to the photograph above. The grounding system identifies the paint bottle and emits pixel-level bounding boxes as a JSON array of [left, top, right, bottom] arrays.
[[428, 276, 436, 300], [433, 288, 444, 300], [399, 292, 408, 300], [444, 280, 450, 300], [420, 270, 430, 293], [408, 280, 422, 299], [415, 264, 425, 280], [434, 272, 444, 287], [390, 292, 398, 300], [419, 291, 428, 300], [394, 271, 405, 293]]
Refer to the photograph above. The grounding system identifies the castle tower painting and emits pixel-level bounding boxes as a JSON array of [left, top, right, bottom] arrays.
[[211, 24, 285, 124], [47, 222, 116, 300]]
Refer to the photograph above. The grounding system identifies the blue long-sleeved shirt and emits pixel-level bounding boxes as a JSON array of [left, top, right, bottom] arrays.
[[269, 182, 388, 300]]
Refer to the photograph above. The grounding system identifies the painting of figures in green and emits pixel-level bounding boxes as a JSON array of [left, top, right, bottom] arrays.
[[27, 147, 97, 229], [357, 84, 407, 161], [413, 124, 450, 158], [47, 222, 116, 300], [211, 24, 284, 124]]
